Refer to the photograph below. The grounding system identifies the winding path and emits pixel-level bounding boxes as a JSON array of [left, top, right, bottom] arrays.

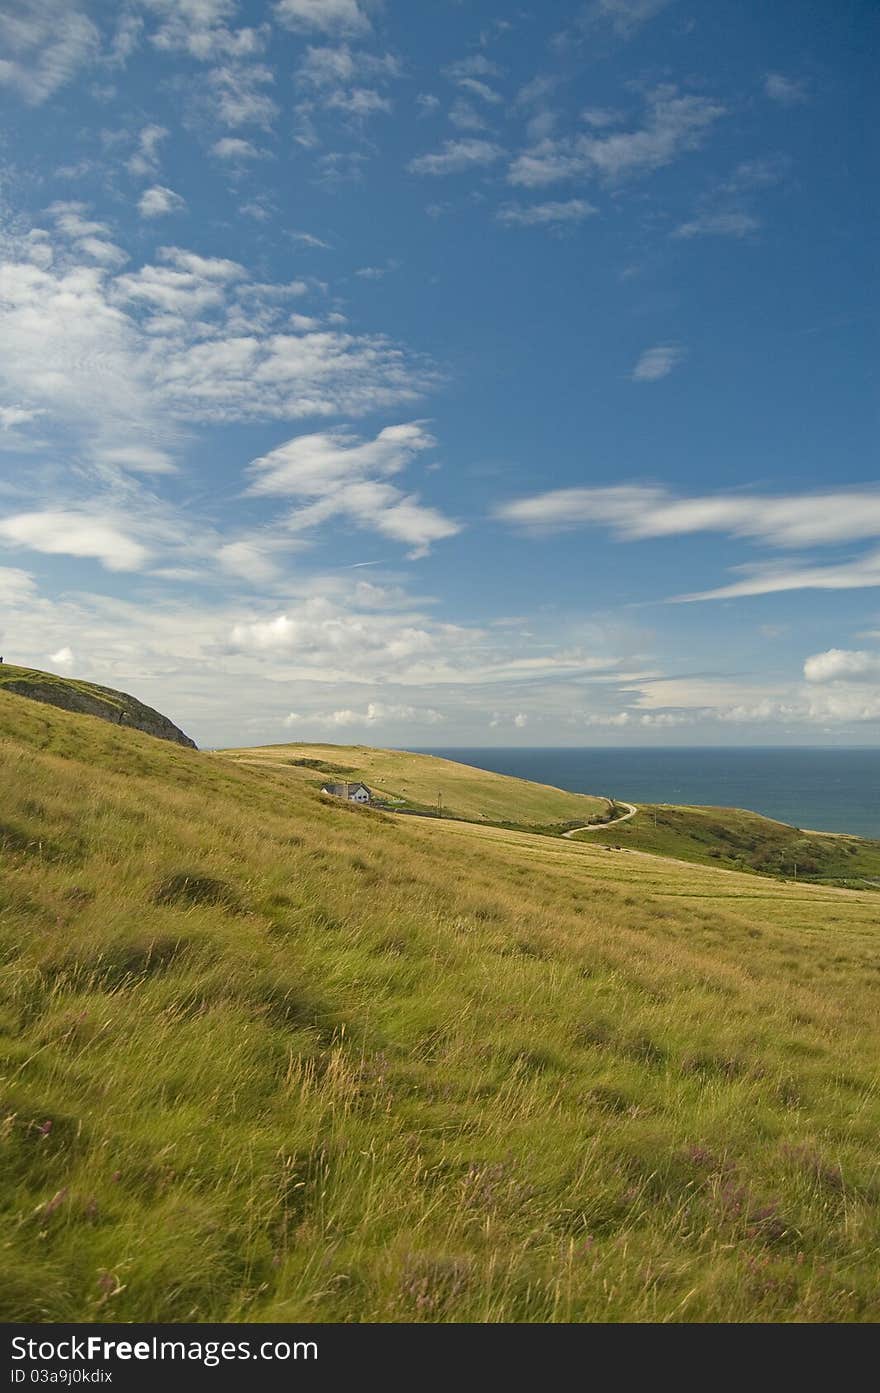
[[562, 801, 638, 839]]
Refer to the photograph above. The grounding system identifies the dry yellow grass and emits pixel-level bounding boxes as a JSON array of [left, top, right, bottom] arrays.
[[222, 741, 608, 829], [2, 689, 880, 1323]]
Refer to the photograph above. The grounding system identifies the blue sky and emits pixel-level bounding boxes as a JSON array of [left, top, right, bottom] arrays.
[[0, 0, 878, 748]]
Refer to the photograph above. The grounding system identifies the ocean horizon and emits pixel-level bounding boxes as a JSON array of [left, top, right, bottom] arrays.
[[413, 746, 880, 840]]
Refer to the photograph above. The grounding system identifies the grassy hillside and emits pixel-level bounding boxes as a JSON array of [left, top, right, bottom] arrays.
[[222, 741, 609, 831], [0, 664, 196, 747], [2, 688, 880, 1322], [578, 803, 880, 888]]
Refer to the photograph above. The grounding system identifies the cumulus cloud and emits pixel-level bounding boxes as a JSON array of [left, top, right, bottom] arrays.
[[49, 645, 75, 671], [138, 186, 187, 218], [630, 345, 683, 381], [0, 0, 99, 104], [284, 701, 444, 727], [804, 649, 880, 683]]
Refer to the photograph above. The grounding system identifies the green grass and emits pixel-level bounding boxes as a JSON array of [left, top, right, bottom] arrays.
[[222, 741, 610, 832], [0, 665, 125, 712], [579, 803, 880, 888], [2, 689, 880, 1322]]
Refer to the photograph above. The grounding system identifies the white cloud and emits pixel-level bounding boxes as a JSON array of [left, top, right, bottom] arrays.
[[513, 712, 528, 728], [497, 199, 597, 227], [630, 345, 683, 381], [589, 0, 673, 37], [498, 485, 880, 550], [246, 423, 459, 557], [444, 56, 500, 81], [683, 552, 880, 603], [804, 649, 880, 683], [247, 422, 436, 496], [764, 72, 807, 105], [0, 406, 44, 430], [0, 220, 438, 508], [0, 0, 99, 104], [144, 0, 266, 61], [408, 138, 504, 176], [0, 509, 151, 571], [285, 701, 444, 728], [49, 645, 74, 671], [508, 85, 724, 187], [48, 202, 127, 268], [673, 210, 760, 239], [325, 87, 391, 118], [211, 136, 264, 161], [138, 186, 187, 218], [275, 0, 372, 35], [208, 62, 278, 127], [127, 124, 168, 178]]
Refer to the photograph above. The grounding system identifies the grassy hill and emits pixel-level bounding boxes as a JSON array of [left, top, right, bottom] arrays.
[[2, 688, 880, 1322], [222, 741, 610, 832], [578, 803, 880, 889], [0, 664, 196, 747]]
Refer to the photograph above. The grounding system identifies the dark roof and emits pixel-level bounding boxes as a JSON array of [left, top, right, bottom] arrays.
[[321, 781, 371, 797]]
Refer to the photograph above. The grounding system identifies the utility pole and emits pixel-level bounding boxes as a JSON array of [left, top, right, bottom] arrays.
[[437, 791, 443, 817]]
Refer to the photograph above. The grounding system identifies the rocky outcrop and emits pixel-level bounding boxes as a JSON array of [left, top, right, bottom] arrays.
[[2, 677, 197, 748]]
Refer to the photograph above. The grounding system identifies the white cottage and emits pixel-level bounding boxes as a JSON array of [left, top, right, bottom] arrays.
[[321, 781, 373, 804]]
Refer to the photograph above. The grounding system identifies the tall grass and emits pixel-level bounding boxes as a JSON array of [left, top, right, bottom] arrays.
[[2, 690, 880, 1322]]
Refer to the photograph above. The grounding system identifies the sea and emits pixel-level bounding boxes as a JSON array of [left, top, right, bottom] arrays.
[[413, 747, 880, 840]]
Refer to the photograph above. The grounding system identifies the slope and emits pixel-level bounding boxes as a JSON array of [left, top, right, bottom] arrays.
[[0, 664, 196, 748], [1, 688, 880, 1323], [222, 741, 609, 831], [576, 802, 880, 888]]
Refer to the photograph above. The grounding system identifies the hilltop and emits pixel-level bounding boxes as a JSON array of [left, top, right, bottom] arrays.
[[2, 688, 880, 1322], [0, 664, 196, 748], [222, 741, 610, 833]]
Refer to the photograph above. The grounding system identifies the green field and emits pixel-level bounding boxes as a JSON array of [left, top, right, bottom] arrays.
[[579, 802, 880, 888], [3, 688, 880, 1322], [222, 741, 610, 832]]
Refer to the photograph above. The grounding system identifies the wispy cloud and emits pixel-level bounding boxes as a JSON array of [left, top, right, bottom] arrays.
[[508, 85, 724, 187], [126, 124, 168, 178], [211, 136, 265, 162], [764, 72, 808, 105], [497, 198, 597, 227], [0, 509, 152, 571], [408, 138, 504, 176], [275, 0, 372, 36], [0, 0, 99, 105], [630, 345, 683, 381], [246, 422, 459, 558], [674, 210, 760, 240], [497, 484, 880, 548], [681, 551, 880, 602]]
